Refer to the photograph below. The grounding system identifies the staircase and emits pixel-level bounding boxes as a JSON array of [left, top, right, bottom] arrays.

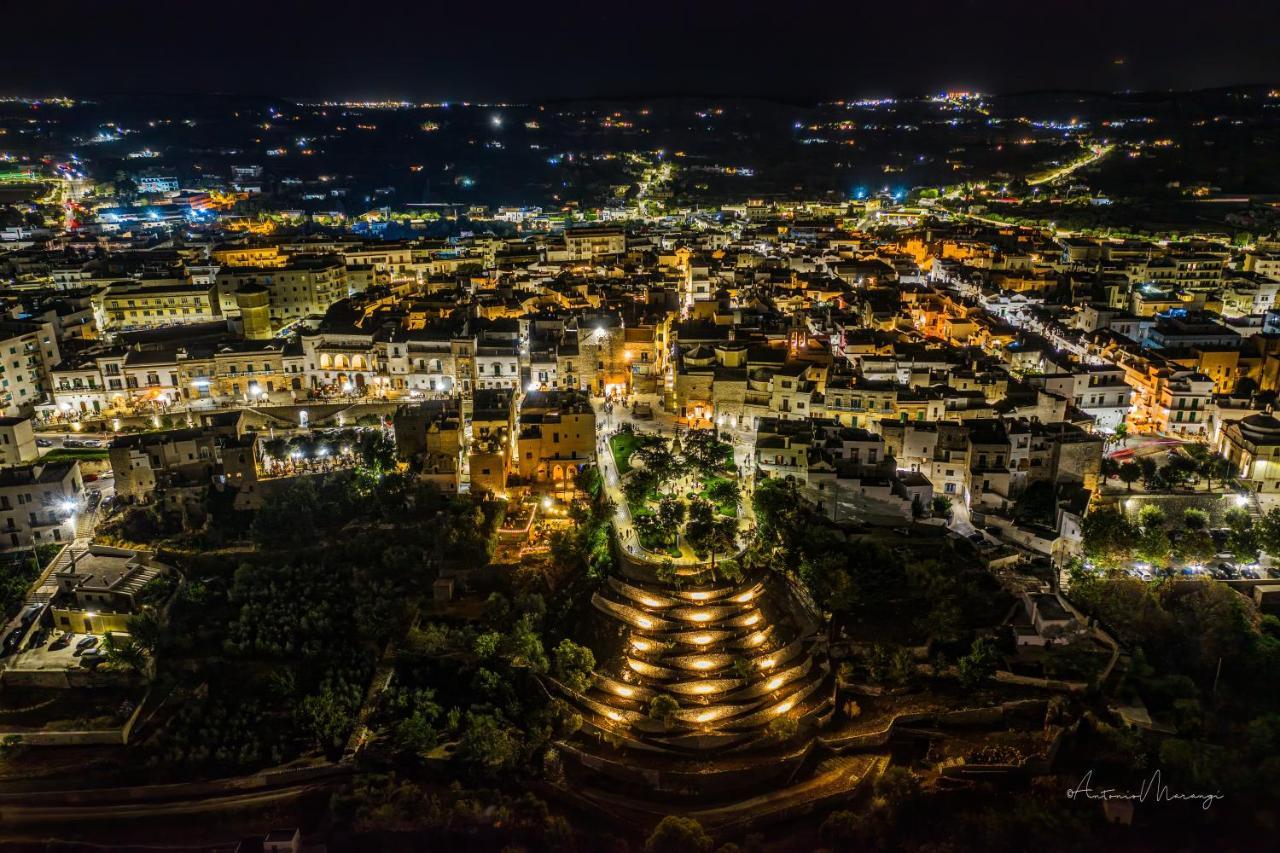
[[74, 505, 98, 540]]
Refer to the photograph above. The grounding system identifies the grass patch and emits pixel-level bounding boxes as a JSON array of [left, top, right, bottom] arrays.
[[699, 475, 740, 518], [42, 447, 109, 463], [609, 432, 643, 475]]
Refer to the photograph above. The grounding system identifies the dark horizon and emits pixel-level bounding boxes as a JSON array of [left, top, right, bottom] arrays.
[[7, 83, 1280, 107], [4, 0, 1280, 103]]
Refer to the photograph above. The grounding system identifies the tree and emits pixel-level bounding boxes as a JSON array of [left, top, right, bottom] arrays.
[[1183, 508, 1209, 531], [1113, 423, 1129, 444], [552, 639, 596, 693], [682, 429, 729, 474], [753, 476, 802, 543], [699, 517, 738, 572], [635, 439, 678, 487], [957, 636, 1000, 689], [1082, 507, 1136, 569], [455, 711, 519, 781], [645, 816, 713, 853], [500, 614, 549, 673], [705, 477, 741, 512], [1225, 506, 1260, 561], [356, 429, 397, 470], [1138, 456, 1158, 488], [1118, 461, 1142, 492], [930, 494, 953, 519], [649, 694, 679, 725], [874, 765, 922, 819], [1134, 524, 1172, 567], [624, 469, 659, 505], [1175, 527, 1216, 566], [1257, 507, 1280, 557], [127, 610, 164, 654], [102, 633, 148, 674], [1200, 454, 1234, 492], [1137, 504, 1166, 530], [391, 712, 439, 756], [1159, 461, 1191, 490], [656, 496, 685, 541], [1100, 456, 1120, 483], [296, 681, 361, 753], [765, 715, 798, 742]]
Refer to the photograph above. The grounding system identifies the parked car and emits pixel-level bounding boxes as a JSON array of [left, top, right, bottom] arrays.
[[48, 632, 72, 651], [2, 626, 25, 657], [35, 437, 53, 448], [80, 438, 104, 448], [18, 602, 43, 627], [87, 491, 102, 511], [74, 635, 99, 654], [80, 648, 106, 668]]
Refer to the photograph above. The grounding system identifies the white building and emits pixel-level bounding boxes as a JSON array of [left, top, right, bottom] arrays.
[[0, 460, 83, 548]]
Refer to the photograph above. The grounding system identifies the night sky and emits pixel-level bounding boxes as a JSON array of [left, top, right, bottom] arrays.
[[3, 0, 1279, 101]]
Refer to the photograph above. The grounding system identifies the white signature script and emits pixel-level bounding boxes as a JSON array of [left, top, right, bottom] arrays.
[[1066, 770, 1223, 810]]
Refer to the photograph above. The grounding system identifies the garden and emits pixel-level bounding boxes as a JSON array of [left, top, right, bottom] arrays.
[[610, 425, 741, 561]]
